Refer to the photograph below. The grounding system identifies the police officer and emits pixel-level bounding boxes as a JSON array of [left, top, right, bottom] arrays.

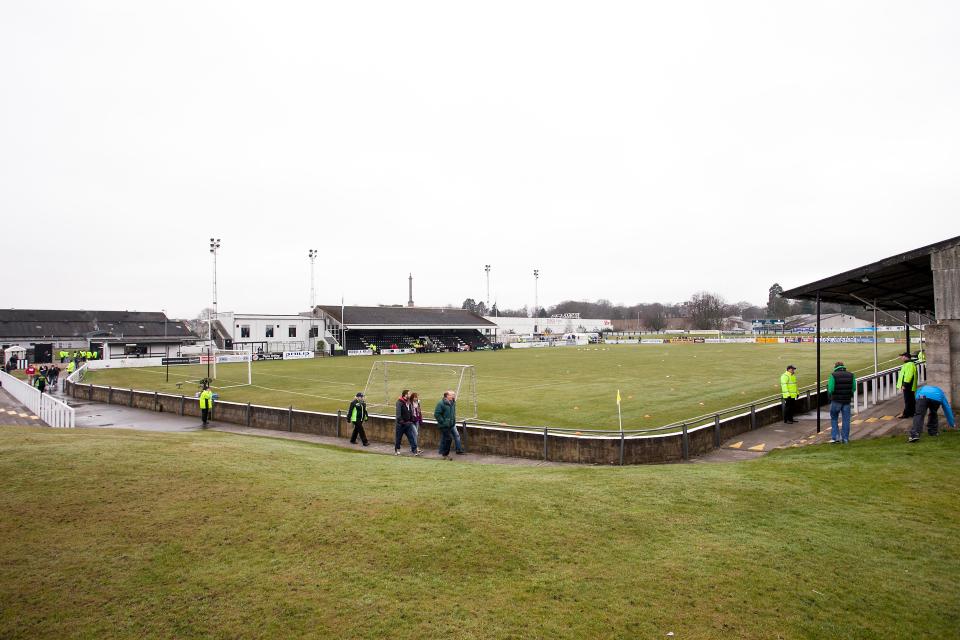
[[780, 365, 799, 424], [896, 352, 918, 419], [199, 385, 214, 428]]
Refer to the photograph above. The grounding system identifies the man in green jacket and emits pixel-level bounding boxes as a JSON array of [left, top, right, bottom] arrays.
[[780, 365, 799, 424], [434, 390, 464, 458], [896, 352, 918, 419]]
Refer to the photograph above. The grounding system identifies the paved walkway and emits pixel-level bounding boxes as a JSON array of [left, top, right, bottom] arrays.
[[61, 394, 564, 467], [0, 387, 42, 426], [695, 396, 910, 463]]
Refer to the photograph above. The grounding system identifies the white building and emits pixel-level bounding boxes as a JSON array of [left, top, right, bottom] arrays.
[[484, 316, 613, 338], [217, 312, 323, 354]]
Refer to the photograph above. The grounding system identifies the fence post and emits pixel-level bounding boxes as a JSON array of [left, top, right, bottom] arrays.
[[619, 430, 625, 466], [750, 404, 757, 430], [713, 414, 721, 448], [288, 406, 293, 432], [247, 402, 252, 427], [108, 386, 112, 404], [461, 420, 468, 451], [180, 395, 185, 415], [543, 427, 548, 461], [129, 388, 133, 407], [336, 409, 341, 437], [681, 423, 689, 460], [154, 391, 158, 411]]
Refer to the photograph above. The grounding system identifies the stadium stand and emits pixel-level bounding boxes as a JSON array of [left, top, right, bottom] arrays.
[[314, 306, 497, 353]]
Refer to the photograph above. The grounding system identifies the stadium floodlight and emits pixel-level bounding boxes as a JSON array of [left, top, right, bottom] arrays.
[[209, 238, 221, 339], [484, 264, 491, 308], [533, 269, 540, 318], [308, 249, 318, 309]]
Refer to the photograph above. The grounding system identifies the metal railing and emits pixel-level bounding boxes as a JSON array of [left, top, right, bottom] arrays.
[[853, 363, 924, 414], [0, 370, 75, 428]]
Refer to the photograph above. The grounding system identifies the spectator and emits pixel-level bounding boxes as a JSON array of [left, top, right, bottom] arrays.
[[25, 363, 36, 386], [896, 352, 918, 419], [347, 392, 370, 446], [434, 390, 465, 458], [780, 365, 798, 424], [908, 385, 954, 443], [827, 361, 856, 444], [34, 370, 47, 394], [409, 392, 423, 442], [394, 389, 419, 455]]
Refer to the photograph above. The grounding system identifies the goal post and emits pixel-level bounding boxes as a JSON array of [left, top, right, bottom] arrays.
[[363, 361, 478, 420], [209, 350, 253, 389]]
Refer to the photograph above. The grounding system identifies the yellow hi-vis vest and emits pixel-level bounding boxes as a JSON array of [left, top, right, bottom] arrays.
[[199, 389, 214, 409], [897, 361, 918, 392], [780, 371, 798, 399]]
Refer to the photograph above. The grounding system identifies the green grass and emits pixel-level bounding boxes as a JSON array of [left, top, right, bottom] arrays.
[[83, 343, 904, 429], [0, 426, 957, 639]]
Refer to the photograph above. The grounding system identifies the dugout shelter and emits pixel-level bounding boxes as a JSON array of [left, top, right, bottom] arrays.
[[782, 235, 960, 428]]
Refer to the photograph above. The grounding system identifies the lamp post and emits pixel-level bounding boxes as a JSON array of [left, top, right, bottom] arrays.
[[533, 269, 540, 318], [209, 238, 221, 345], [484, 264, 491, 308], [308, 249, 318, 310]]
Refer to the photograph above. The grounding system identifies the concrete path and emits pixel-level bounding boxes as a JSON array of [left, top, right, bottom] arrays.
[[0, 387, 43, 426], [694, 396, 911, 463], [58, 394, 565, 467]]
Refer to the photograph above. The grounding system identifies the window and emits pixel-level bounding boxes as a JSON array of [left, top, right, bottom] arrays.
[[265, 326, 274, 338], [288, 326, 297, 338], [308, 326, 319, 338], [240, 325, 250, 338]]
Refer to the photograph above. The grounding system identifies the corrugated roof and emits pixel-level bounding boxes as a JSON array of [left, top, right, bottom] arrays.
[[317, 305, 495, 327], [0, 309, 197, 339]]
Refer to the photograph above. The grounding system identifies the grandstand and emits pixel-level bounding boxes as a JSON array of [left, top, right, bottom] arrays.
[[314, 305, 497, 353]]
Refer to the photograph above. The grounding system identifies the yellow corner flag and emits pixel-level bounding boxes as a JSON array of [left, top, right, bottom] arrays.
[[616, 389, 621, 406]]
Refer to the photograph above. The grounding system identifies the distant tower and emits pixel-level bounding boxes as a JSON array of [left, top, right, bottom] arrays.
[[408, 273, 414, 307]]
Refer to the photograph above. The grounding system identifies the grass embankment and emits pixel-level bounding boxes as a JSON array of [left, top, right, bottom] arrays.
[[0, 426, 957, 639], [84, 343, 904, 428]]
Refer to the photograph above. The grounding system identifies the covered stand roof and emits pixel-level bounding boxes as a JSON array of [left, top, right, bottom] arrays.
[[0, 309, 196, 340], [780, 236, 960, 314], [316, 305, 495, 329]]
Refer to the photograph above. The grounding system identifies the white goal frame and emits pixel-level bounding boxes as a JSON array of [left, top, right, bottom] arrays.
[[207, 349, 253, 389], [362, 361, 478, 420]]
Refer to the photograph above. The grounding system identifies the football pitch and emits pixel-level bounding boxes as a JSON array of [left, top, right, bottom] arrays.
[[83, 342, 906, 429]]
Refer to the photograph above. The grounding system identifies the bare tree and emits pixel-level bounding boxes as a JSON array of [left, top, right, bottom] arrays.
[[688, 292, 726, 330], [642, 303, 667, 331]]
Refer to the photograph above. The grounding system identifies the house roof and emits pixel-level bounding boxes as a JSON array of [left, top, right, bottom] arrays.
[[780, 236, 960, 313], [0, 309, 197, 340], [316, 305, 495, 329]]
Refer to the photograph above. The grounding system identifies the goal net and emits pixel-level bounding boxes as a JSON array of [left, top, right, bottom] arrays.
[[362, 361, 478, 420]]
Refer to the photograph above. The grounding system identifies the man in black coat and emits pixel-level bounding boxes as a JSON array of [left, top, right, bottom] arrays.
[[347, 392, 370, 446]]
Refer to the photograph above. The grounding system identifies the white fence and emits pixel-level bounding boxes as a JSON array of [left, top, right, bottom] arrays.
[[0, 370, 75, 428], [853, 363, 924, 415]]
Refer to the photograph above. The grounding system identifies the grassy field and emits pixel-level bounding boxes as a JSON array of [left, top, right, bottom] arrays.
[[0, 425, 957, 639], [83, 343, 904, 429]]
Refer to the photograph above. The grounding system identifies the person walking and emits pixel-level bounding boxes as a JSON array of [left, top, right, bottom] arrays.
[[199, 385, 214, 428], [896, 352, 918, 419], [394, 390, 419, 455], [347, 392, 370, 446], [908, 385, 954, 443], [25, 363, 36, 386], [409, 392, 424, 443], [434, 390, 464, 458], [827, 361, 856, 444], [34, 370, 47, 394], [780, 365, 799, 424]]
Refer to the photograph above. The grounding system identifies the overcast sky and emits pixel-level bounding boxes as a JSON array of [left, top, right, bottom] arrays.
[[1, 1, 957, 318]]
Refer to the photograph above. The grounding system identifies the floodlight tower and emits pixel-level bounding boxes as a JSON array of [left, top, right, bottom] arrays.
[[308, 249, 318, 309], [484, 264, 491, 308], [533, 269, 540, 318], [209, 238, 221, 344]]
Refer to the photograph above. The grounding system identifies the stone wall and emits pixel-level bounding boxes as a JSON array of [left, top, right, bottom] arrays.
[[64, 381, 829, 465]]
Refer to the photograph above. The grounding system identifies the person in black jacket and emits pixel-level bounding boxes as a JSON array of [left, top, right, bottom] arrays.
[[827, 361, 856, 444], [347, 393, 370, 446], [394, 389, 420, 455]]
